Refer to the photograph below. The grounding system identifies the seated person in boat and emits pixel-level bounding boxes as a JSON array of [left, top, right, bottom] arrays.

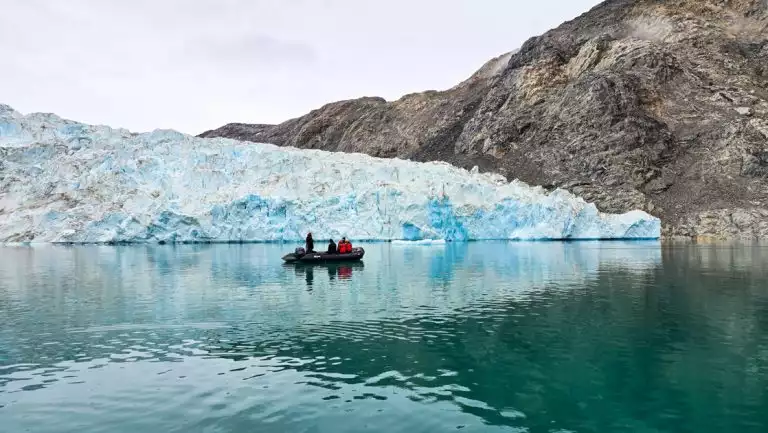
[[327, 239, 337, 254], [338, 237, 352, 254]]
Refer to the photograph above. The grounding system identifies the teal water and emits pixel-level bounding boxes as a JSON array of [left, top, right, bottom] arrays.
[[1, 242, 767, 432]]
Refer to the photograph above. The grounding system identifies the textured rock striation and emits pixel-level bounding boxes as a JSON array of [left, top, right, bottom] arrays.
[[200, 0, 768, 239]]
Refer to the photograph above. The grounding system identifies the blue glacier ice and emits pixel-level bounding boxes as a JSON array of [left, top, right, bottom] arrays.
[[0, 104, 661, 243]]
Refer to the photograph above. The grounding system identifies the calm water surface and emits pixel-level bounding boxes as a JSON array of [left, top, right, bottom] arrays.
[[1, 242, 767, 433]]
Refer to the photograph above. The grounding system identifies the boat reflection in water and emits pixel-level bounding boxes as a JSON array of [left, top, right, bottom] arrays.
[[283, 262, 364, 288]]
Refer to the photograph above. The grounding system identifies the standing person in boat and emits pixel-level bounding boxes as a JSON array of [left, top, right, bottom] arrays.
[[305, 232, 314, 253], [327, 239, 337, 254]]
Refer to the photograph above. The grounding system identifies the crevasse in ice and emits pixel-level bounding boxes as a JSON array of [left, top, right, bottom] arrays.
[[0, 105, 661, 243]]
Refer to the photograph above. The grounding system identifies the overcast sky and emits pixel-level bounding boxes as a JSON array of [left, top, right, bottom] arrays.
[[1, 0, 601, 134]]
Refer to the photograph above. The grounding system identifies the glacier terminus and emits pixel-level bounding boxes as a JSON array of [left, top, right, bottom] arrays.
[[0, 105, 660, 243]]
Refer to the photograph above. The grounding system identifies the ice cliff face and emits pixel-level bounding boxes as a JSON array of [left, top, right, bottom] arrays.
[[0, 105, 660, 243]]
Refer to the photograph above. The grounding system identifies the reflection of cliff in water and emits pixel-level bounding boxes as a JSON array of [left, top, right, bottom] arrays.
[[662, 242, 768, 277]]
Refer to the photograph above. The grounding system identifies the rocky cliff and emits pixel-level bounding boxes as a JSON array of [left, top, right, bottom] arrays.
[[200, 0, 768, 239]]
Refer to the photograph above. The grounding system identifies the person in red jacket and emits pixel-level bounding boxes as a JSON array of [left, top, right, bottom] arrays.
[[339, 237, 352, 254]]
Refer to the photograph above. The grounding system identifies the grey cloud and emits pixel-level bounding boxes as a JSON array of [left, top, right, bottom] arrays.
[[185, 33, 317, 68]]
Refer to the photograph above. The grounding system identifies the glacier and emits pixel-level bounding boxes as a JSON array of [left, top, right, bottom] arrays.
[[0, 104, 661, 243]]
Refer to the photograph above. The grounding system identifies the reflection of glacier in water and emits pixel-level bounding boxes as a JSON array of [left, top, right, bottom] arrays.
[[0, 242, 666, 381], [0, 242, 662, 328]]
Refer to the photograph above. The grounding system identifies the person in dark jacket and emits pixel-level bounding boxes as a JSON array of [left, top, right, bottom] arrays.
[[306, 232, 314, 253], [327, 239, 337, 254]]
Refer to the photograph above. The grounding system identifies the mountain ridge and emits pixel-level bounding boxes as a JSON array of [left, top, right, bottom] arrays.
[[200, 0, 768, 238]]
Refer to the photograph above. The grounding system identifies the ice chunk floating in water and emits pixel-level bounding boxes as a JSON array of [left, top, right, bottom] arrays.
[[0, 105, 660, 243]]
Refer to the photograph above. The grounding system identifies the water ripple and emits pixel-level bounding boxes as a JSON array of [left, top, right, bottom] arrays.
[[1, 243, 768, 432]]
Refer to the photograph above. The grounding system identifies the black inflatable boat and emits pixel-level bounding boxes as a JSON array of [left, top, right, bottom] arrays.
[[282, 247, 365, 263]]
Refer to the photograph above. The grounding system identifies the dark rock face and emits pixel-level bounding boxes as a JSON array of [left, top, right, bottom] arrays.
[[200, 0, 768, 238]]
